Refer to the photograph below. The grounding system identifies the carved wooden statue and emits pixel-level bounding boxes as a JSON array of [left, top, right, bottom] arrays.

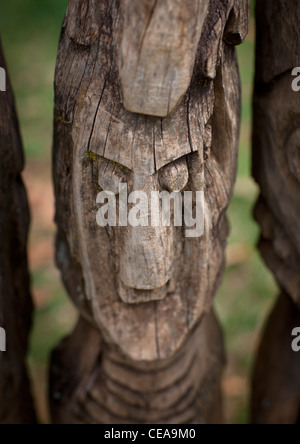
[[0, 39, 36, 424], [50, 0, 249, 424], [251, 0, 300, 425]]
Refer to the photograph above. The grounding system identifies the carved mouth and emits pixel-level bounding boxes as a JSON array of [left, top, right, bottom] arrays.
[[118, 280, 171, 304]]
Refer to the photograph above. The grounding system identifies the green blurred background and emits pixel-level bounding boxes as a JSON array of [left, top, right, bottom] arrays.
[[0, 0, 277, 424]]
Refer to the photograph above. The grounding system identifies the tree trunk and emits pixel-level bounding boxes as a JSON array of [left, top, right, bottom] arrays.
[[0, 39, 36, 424], [251, 0, 300, 425], [50, 0, 249, 424]]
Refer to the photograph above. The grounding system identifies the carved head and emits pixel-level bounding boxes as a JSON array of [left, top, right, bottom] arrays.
[[54, 0, 248, 360]]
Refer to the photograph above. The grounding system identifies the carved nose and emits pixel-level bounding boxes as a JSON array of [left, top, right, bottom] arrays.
[[119, 225, 174, 291]]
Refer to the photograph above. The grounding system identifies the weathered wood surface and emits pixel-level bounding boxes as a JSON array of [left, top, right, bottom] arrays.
[[118, 0, 210, 117], [252, 0, 300, 424], [251, 294, 300, 425], [51, 311, 224, 424], [51, 0, 249, 424], [0, 39, 36, 424]]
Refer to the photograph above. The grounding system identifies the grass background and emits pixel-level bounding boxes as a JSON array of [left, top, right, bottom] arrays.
[[0, 0, 278, 423]]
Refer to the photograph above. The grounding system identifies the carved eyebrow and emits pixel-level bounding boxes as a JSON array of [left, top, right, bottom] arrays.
[[86, 151, 196, 176], [102, 157, 132, 174], [157, 155, 186, 171], [85, 151, 133, 173]]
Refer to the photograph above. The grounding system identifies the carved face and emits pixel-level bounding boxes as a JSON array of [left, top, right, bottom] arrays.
[[70, 101, 217, 362], [54, 0, 243, 360], [255, 76, 300, 247], [253, 73, 300, 303]]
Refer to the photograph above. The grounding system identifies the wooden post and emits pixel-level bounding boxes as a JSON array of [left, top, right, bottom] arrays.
[[252, 0, 300, 424], [0, 39, 36, 424], [50, 0, 249, 424]]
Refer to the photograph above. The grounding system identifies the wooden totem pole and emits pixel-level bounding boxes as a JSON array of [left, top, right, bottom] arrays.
[[251, 0, 300, 425], [50, 0, 249, 424], [0, 39, 36, 424]]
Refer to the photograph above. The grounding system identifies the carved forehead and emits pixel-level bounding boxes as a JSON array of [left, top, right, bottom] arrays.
[[78, 69, 214, 174], [88, 97, 198, 175], [68, 1, 248, 173]]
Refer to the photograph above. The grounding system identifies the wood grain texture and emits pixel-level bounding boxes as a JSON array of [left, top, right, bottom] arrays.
[[51, 0, 249, 424], [224, 0, 249, 45], [251, 294, 300, 425], [252, 0, 300, 424], [118, 0, 210, 117], [0, 39, 36, 424], [255, 0, 300, 84], [50, 311, 225, 424]]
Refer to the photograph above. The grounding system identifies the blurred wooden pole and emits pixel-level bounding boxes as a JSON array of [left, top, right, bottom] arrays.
[[50, 0, 249, 424], [251, 293, 300, 424], [0, 39, 36, 424], [251, 0, 300, 424]]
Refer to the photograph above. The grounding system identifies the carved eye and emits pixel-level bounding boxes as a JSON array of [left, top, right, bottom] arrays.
[[98, 158, 129, 195], [287, 128, 300, 183], [158, 156, 189, 192]]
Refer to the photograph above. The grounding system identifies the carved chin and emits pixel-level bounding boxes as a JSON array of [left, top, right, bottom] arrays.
[[96, 288, 206, 363], [117, 279, 172, 304]]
